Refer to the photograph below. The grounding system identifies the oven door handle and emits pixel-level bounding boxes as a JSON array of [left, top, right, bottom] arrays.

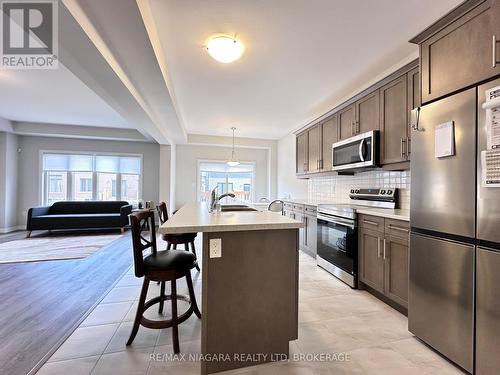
[[317, 214, 355, 229], [358, 139, 366, 162]]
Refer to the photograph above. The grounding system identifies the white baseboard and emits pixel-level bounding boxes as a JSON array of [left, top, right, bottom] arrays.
[[0, 225, 25, 233]]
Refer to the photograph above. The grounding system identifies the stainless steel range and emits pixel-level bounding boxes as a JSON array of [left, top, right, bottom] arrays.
[[316, 188, 397, 288]]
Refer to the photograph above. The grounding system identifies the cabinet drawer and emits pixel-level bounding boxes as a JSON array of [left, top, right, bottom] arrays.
[[284, 202, 293, 210], [358, 214, 384, 231], [292, 203, 304, 212], [304, 205, 317, 216], [385, 219, 410, 238]]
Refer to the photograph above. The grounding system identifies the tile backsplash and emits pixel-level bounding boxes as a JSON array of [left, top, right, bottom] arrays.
[[308, 170, 411, 210]]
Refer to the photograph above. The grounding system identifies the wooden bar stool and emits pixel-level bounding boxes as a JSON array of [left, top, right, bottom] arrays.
[[156, 202, 200, 272], [127, 210, 201, 353]]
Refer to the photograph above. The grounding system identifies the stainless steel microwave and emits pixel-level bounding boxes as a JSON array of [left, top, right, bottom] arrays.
[[331, 130, 378, 171]]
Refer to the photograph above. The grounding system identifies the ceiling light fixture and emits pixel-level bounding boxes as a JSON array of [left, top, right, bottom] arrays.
[[206, 35, 244, 64], [227, 127, 240, 166]]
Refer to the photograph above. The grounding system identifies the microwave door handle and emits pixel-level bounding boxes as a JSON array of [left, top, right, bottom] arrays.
[[358, 139, 366, 162]]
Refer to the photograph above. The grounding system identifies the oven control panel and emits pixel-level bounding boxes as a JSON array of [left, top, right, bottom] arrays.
[[349, 188, 397, 201]]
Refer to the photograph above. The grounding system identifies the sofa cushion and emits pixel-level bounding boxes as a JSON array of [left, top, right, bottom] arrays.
[[30, 213, 123, 230], [37, 214, 121, 219], [49, 201, 129, 215]]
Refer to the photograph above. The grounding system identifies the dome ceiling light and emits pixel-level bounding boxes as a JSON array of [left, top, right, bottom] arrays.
[[206, 35, 244, 64]]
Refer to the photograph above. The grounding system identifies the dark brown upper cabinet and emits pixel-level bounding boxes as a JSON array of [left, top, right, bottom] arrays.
[[338, 104, 356, 140], [295, 60, 417, 176], [296, 132, 308, 174], [380, 76, 408, 165], [410, 0, 500, 104], [321, 114, 338, 171], [356, 90, 380, 134], [307, 124, 321, 173], [339, 92, 379, 141]]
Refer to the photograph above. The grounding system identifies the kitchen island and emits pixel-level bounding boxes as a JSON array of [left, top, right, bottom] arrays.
[[158, 202, 303, 374]]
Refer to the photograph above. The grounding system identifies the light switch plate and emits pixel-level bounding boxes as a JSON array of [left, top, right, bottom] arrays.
[[209, 238, 222, 258]]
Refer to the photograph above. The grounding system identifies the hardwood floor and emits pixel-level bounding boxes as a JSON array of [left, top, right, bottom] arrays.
[[0, 230, 133, 375]]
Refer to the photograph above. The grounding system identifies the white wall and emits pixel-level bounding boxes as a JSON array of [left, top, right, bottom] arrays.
[[277, 133, 308, 199], [174, 144, 270, 209], [0, 131, 19, 231], [17, 136, 165, 226]]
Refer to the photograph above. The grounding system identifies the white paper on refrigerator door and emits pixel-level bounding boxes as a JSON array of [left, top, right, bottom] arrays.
[[482, 86, 500, 150], [481, 149, 500, 187], [435, 121, 455, 158]]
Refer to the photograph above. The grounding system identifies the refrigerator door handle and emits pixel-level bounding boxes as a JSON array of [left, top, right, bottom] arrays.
[[411, 107, 422, 131]]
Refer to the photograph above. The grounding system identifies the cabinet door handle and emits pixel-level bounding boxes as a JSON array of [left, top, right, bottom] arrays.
[[362, 219, 379, 226], [356, 120, 360, 134], [400, 138, 406, 157], [493, 35, 496, 68], [388, 225, 409, 234], [351, 121, 355, 136], [377, 237, 381, 258], [383, 238, 387, 260], [407, 137, 411, 156]]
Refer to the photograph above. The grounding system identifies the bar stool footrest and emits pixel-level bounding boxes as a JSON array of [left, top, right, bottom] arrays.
[[140, 294, 195, 329]]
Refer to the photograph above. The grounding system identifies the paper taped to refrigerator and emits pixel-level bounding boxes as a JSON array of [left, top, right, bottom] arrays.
[[435, 121, 455, 158], [481, 149, 500, 187], [482, 86, 500, 149]]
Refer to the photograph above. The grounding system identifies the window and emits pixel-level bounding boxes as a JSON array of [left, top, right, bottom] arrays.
[[79, 178, 92, 192], [42, 153, 142, 205], [198, 162, 254, 204], [46, 172, 67, 205], [49, 174, 63, 193]]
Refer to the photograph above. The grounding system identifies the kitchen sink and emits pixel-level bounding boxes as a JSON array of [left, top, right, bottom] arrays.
[[220, 205, 258, 212]]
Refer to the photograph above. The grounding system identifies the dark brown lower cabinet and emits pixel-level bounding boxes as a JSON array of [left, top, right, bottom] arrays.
[[359, 228, 385, 292], [383, 235, 409, 307], [285, 203, 317, 258], [358, 216, 409, 310], [303, 213, 317, 258]]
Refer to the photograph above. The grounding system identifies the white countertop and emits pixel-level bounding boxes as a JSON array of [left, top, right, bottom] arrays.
[[159, 202, 304, 234], [283, 199, 410, 221]]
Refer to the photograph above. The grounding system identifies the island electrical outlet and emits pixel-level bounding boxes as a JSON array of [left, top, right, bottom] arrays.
[[209, 238, 222, 258]]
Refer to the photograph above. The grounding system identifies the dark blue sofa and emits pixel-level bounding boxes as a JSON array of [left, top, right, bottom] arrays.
[[26, 201, 132, 237]]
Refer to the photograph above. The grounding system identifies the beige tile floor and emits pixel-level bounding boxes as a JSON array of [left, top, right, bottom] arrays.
[[36, 236, 465, 375]]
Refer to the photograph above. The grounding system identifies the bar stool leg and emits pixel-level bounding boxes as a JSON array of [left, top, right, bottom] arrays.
[[190, 241, 200, 272], [127, 278, 150, 346], [167, 242, 172, 250], [173, 244, 177, 250], [186, 272, 201, 319], [158, 281, 166, 314], [170, 279, 180, 353]]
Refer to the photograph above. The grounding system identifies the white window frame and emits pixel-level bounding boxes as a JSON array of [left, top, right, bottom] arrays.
[[39, 150, 144, 205], [196, 159, 256, 203]]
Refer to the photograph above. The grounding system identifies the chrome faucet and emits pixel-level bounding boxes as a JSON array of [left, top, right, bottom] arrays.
[[209, 187, 235, 212]]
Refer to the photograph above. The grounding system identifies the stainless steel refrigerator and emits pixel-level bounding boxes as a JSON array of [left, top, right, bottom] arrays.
[[410, 80, 500, 374]]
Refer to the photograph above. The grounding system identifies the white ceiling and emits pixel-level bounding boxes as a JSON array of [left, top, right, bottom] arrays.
[[0, 62, 129, 128], [149, 0, 462, 139]]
